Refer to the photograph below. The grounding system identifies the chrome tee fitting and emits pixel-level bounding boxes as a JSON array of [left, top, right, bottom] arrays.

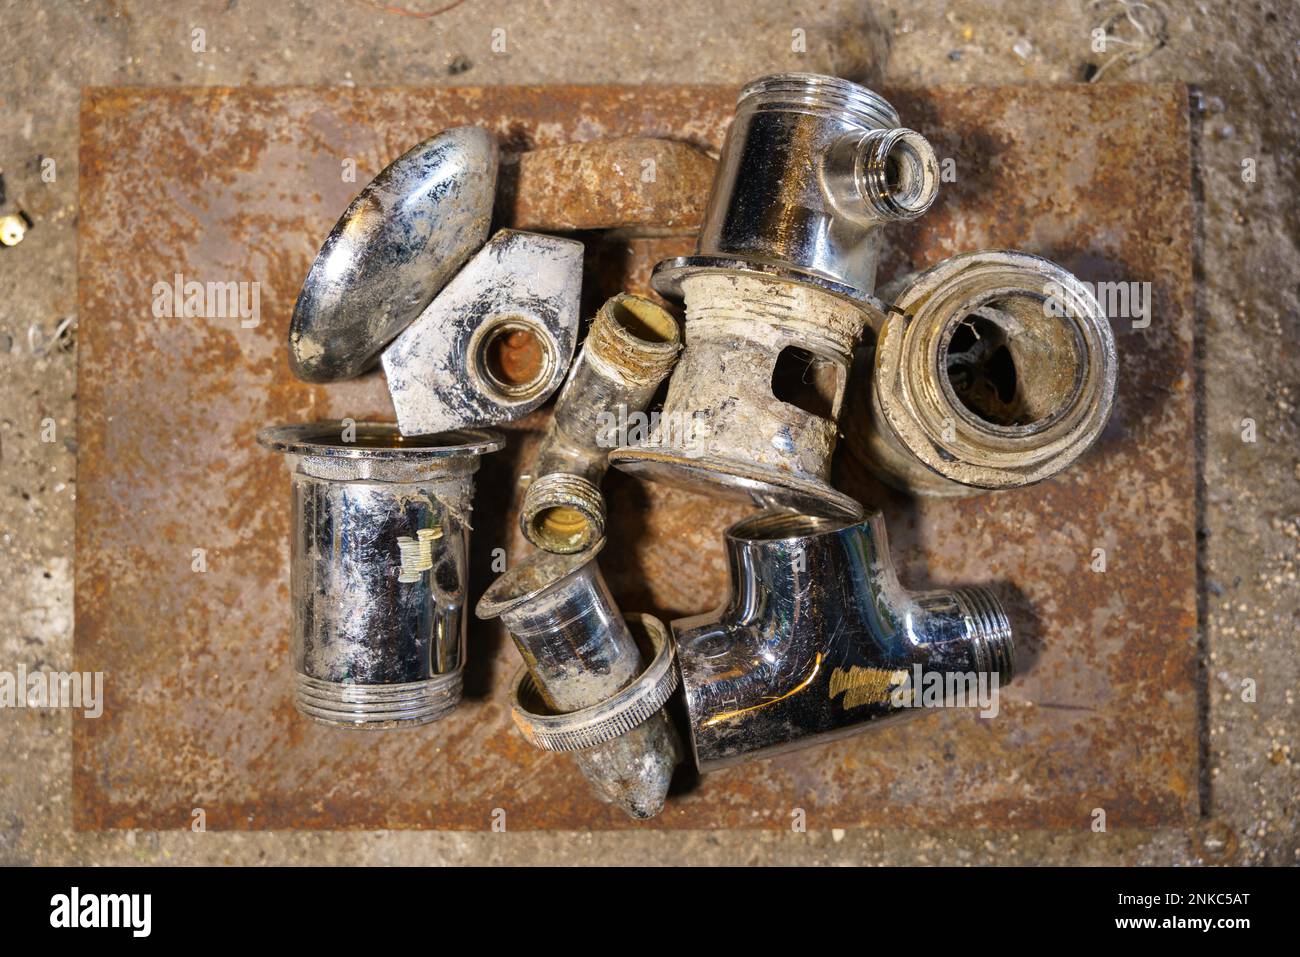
[[476, 543, 682, 819], [854, 250, 1118, 496], [258, 422, 503, 727], [672, 72, 940, 295], [613, 74, 939, 518], [520, 294, 680, 554], [673, 510, 1014, 771]]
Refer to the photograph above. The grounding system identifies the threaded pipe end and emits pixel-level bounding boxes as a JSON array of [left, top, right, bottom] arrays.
[[857, 128, 940, 221], [294, 671, 463, 728], [586, 294, 681, 386], [953, 587, 1015, 684], [738, 73, 900, 130], [520, 472, 606, 554]]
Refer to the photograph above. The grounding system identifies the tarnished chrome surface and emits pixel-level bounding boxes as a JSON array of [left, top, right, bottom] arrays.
[[521, 294, 680, 553], [855, 250, 1118, 495], [508, 613, 678, 752], [258, 421, 503, 727], [674, 510, 1014, 771], [477, 543, 682, 819], [615, 74, 935, 517], [381, 228, 584, 436], [611, 269, 872, 519], [654, 73, 938, 298], [288, 127, 498, 383]]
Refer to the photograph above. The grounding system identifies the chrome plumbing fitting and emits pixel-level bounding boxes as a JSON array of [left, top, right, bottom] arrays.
[[520, 293, 681, 553], [381, 228, 584, 436], [476, 542, 682, 819], [258, 421, 503, 727], [289, 126, 499, 384], [612, 73, 940, 518], [852, 250, 1118, 496], [286, 126, 582, 435], [672, 73, 940, 296], [673, 510, 1014, 771]]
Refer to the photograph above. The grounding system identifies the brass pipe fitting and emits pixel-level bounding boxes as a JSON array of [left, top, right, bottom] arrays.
[[852, 250, 1118, 495]]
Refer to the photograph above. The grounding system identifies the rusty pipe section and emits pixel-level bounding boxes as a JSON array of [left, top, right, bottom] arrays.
[[612, 74, 939, 518], [852, 250, 1118, 496], [258, 422, 503, 727], [476, 543, 682, 819], [521, 294, 680, 553], [673, 510, 1014, 771]]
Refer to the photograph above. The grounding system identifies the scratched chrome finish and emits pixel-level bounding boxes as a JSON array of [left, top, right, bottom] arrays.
[[508, 613, 678, 752], [381, 229, 584, 436], [258, 421, 503, 727], [288, 127, 499, 383], [78, 83, 1198, 831], [673, 510, 1014, 771], [477, 542, 682, 819], [653, 72, 938, 299]]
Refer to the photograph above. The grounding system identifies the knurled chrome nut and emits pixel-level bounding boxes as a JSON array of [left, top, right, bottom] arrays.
[[508, 613, 679, 752]]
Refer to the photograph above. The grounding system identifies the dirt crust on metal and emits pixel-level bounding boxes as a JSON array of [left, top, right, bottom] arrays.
[[75, 84, 1197, 830]]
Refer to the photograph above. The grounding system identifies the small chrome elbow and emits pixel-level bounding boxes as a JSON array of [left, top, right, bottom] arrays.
[[673, 510, 1014, 771], [520, 294, 680, 553]]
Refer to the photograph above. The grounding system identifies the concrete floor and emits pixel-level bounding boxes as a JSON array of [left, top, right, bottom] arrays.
[[0, 0, 1295, 865]]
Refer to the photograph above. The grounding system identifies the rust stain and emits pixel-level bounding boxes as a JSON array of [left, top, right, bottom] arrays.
[[75, 83, 1197, 831], [500, 136, 717, 233]]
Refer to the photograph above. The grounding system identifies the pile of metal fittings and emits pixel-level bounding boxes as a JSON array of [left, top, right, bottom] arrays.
[[259, 73, 1117, 820]]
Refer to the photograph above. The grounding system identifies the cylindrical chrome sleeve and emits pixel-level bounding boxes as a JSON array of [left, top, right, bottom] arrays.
[[259, 421, 503, 728]]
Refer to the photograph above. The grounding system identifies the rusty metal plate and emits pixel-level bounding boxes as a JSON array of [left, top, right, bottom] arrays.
[[75, 84, 1197, 830], [501, 136, 715, 233]]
